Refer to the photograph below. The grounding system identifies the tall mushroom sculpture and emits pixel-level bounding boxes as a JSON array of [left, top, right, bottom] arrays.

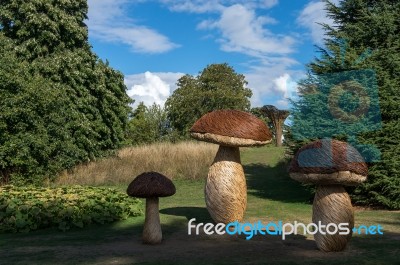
[[288, 139, 368, 252], [127, 172, 176, 244], [190, 109, 272, 223]]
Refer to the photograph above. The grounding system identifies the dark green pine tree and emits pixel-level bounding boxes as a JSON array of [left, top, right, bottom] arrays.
[[290, 0, 400, 208], [0, 0, 132, 184]]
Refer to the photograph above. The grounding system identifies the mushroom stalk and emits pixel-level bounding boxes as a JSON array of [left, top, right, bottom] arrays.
[[205, 145, 247, 223], [142, 197, 162, 244], [312, 185, 354, 252]]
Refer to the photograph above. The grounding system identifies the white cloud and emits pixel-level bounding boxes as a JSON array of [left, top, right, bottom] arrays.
[[125, 72, 184, 107], [259, 0, 278, 8], [87, 0, 303, 108], [275, 73, 291, 98], [160, 0, 224, 13], [206, 4, 293, 56], [192, 3, 300, 107], [244, 60, 303, 108], [232, 0, 279, 10], [273, 73, 299, 107], [297, 0, 340, 45], [160, 1, 301, 109], [87, 0, 179, 53], [160, 0, 278, 13]]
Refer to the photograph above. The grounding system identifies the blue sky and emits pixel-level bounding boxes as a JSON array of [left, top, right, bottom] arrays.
[[87, 0, 338, 108]]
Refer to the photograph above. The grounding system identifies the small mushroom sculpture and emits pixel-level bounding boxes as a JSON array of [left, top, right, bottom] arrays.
[[288, 139, 368, 252], [190, 109, 272, 223], [127, 172, 176, 244]]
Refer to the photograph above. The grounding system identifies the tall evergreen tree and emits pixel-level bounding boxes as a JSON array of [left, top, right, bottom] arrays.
[[0, 0, 132, 184], [290, 0, 400, 208]]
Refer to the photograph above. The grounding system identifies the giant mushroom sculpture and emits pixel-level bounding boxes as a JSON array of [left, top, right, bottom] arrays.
[[288, 139, 368, 252], [127, 172, 176, 244], [190, 109, 272, 223]]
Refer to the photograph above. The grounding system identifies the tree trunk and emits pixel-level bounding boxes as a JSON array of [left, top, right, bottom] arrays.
[[0, 169, 11, 185]]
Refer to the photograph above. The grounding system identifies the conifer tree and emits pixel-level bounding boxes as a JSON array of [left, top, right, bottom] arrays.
[[290, 0, 400, 208]]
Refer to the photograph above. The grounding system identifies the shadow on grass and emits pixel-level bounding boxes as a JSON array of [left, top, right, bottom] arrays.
[[160, 207, 213, 223], [0, 216, 313, 265], [245, 160, 313, 203], [2, 215, 399, 265]]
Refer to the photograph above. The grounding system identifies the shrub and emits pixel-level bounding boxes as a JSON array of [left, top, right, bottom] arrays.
[[0, 2, 132, 185], [0, 185, 143, 233]]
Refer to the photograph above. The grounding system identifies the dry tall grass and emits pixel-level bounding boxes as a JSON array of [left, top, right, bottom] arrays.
[[56, 141, 217, 186]]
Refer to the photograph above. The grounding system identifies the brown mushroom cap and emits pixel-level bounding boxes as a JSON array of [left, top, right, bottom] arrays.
[[127, 172, 176, 198], [289, 139, 368, 186], [189, 109, 272, 147]]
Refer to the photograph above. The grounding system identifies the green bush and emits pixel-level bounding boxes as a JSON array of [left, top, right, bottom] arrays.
[[1, 1, 132, 185], [0, 185, 143, 233]]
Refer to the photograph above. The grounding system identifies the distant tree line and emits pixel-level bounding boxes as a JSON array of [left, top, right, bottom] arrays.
[[125, 63, 254, 145]]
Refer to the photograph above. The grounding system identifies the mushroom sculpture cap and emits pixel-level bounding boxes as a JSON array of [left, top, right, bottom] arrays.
[[289, 139, 368, 186], [127, 172, 176, 198], [190, 109, 272, 147]]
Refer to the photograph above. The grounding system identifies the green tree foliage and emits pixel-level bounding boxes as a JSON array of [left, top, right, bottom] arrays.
[[0, 0, 132, 184], [251, 106, 269, 121], [289, 0, 400, 208], [125, 103, 175, 145], [165, 63, 252, 135]]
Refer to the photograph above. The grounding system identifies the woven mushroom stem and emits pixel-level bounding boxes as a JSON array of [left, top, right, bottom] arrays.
[[312, 185, 354, 252], [142, 197, 162, 244], [205, 145, 247, 224]]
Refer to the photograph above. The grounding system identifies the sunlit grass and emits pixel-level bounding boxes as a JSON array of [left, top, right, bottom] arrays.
[[56, 141, 217, 186]]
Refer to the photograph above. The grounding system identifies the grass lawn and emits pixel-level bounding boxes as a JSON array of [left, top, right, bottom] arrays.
[[1, 146, 399, 265]]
